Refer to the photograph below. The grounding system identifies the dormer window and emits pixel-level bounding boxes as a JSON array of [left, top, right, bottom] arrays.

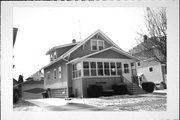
[[50, 54, 53, 61], [54, 51, 57, 59], [91, 39, 104, 51]]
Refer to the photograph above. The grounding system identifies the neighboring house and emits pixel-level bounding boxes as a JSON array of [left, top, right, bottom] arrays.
[[21, 70, 44, 99], [43, 29, 142, 98], [129, 35, 166, 85]]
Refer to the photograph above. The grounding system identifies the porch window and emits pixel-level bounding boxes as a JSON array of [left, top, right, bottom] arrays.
[[97, 62, 103, 76], [90, 62, 97, 76], [110, 62, 116, 75], [53, 69, 57, 80], [58, 66, 62, 79], [73, 62, 81, 78], [124, 64, 129, 73], [83, 62, 90, 76], [116, 62, 122, 75], [104, 62, 110, 76]]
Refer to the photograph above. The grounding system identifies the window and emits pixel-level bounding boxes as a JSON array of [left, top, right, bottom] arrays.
[[110, 62, 116, 75], [92, 41, 98, 50], [73, 62, 81, 78], [124, 64, 129, 73], [83, 62, 90, 76], [50, 54, 53, 61], [131, 63, 134, 67], [47, 71, 50, 80], [90, 62, 97, 76], [98, 41, 104, 50], [116, 62, 122, 75], [104, 62, 110, 76], [97, 62, 103, 76], [54, 51, 57, 59], [91, 40, 104, 51], [137, 62, 140, 66], [149, 67, 153, 72], [53, 69, 57, 80], [58, 66, 62, 79]]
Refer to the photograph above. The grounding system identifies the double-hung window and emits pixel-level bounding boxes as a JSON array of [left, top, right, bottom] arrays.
[[83, 62, 90, 76], [53, 69, 57, 80], [90, 62, 97, 76], [97, 62, 104, 76], [91, 40, 104, 51], [47, 71, 51, 80], [58, 66, 62, 79], [104, 62, 110, 76], [73, 62, 81, 78]]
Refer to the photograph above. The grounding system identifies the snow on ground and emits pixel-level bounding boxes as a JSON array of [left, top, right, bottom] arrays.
[[70, 94, 166, 111]]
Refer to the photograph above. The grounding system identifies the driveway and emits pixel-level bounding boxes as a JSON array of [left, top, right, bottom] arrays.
[[27, 98, 107, 111]]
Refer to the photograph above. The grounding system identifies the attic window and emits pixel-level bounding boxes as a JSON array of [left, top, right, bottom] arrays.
[[91, 39, 104, 51], [54, 51, 57, 59], [149, 67, 153, 72]]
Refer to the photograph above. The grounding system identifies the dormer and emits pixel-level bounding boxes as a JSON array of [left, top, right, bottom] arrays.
[[50, 51, 57, 62]]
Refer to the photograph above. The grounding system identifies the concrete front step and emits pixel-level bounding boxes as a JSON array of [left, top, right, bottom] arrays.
[[127, 84, 146, 94]]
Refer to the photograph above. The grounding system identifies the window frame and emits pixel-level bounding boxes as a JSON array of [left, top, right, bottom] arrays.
[[53, 69, 57, 80], [91, 39, 105, 51], [124, 63, 130, 74], [58, 66, 62, 79], [47, 71, 51, 80]]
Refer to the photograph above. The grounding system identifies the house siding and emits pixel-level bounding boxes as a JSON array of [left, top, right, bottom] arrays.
[[44, 60, 67, 89], [88, 49, 131, 59], [82, 77, 122, 97], [56, 45, 76, 58], [69, 38, 111, 61], [72, 78, 83, 97], [137, 61, 163, 84]]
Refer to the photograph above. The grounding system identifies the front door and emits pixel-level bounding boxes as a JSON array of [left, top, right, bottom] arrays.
[[122, 63, 132, 83]]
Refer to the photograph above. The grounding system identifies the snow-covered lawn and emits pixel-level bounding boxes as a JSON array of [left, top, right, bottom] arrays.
[[70, 94, 166, 111], [13, 93, 166, 111], [13, 99, 47, 111]]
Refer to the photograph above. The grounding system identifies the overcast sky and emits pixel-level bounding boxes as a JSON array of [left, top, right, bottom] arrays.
[[13, 7, 147, 80]]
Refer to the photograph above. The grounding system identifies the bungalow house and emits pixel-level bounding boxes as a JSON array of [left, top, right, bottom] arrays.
[[43, 30, 145, 98], [128, 35, 166, 86]]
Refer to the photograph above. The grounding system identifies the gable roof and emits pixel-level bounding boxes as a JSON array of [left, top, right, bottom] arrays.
[[67, 47, 139, 64], [46, 42, 79, 55], [61, 29, 123, 59], [43, 29, 138, 69]]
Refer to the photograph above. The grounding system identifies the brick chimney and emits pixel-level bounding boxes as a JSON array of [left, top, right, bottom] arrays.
[[72, 39, 76, 43]]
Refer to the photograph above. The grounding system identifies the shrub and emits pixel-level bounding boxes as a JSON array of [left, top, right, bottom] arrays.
[[87, 84, 103, 98], [112, 84, 128, 95], [102, 90, 114, 96], [142, 82, 155, 93]]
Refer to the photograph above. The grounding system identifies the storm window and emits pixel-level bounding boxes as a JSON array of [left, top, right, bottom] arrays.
[[97, 62, 104, 76], [116, 62, 122, 75]]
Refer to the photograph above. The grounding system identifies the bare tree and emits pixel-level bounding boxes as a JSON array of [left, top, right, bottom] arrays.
[[135, 7, 167, 65]]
